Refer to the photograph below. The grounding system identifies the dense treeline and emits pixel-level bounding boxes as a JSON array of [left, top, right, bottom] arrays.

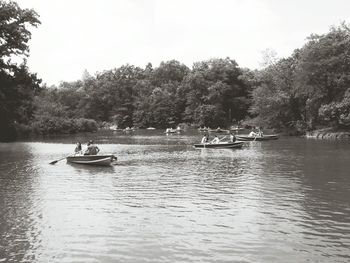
[[1, 0, 350, 141], [250, 23, 350, 133], [41, 58, 251, 130]]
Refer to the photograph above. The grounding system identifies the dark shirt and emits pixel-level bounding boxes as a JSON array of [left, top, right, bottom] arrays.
[[84, 145, 100, 155]]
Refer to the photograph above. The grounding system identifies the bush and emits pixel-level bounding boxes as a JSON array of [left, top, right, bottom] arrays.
[[27, 116, 98, 135]]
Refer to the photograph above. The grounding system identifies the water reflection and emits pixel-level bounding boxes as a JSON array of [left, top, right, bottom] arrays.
[[0, 133, 350, 262]]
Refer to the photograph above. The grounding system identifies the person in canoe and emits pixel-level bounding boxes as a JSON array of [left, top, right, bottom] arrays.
[[229, 131, 236, 142], [211, 135, 220, 144], [257, 128, 264, 137], [84, 140, 100, 155], [74, 142, 82, 154], [201, 134, 209, 143]]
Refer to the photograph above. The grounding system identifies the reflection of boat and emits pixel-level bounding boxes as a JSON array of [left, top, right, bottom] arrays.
[[194, 141, 244, 149], [67, 155, 117, 166], [236, 134, 279, 141]]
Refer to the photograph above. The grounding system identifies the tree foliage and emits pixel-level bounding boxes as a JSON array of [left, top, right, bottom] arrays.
[[0, 1, 41, 141], [249, 23, 350, 132]]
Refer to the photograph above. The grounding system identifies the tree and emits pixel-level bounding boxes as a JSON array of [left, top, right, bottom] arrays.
[[0, 1, 41, 140], [0, 1, 40, 70]]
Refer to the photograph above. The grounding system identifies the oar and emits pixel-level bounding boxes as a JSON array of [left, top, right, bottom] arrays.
[[219, 136, 227, 142], [49, 155, 70, 165]]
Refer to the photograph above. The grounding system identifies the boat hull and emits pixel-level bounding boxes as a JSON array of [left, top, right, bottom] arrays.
[[194, 141, 244, 149], [66, 155, 117, 166], [236, 134, 279, 141]]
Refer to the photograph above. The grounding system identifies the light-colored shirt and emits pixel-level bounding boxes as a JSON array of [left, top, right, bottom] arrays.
[[212, 137, 220, 144], [248, 131, 257, 137]]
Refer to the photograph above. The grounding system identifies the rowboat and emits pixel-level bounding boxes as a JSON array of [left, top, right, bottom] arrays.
[[66, 154, 117, 166], [208, 128, 229, 133], [194, 141, 244, 149], [236, 134, 279, 141]]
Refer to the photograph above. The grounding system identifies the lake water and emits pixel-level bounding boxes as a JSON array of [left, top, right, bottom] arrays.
[[0, 130, 349, 262]]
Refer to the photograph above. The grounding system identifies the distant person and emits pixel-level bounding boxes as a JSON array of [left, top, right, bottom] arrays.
[[257, 128, 264, 137], [229, 132, 236, 142], [248, 128, 257, 137], [74, 142, 82, 154], [211, 135, 220, 144], [201, 134, 209, 143], [84, 140, 100, 155]]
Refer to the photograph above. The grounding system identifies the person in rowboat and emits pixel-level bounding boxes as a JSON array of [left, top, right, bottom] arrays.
[[229, 131, 236, 142], [74, 142, 82, 155], [201, 134, 209, 143], [257, 128, 264, 137], [84, 140, 100, 155], [248, 128, 258, 137], [211, 135, 220, 144]]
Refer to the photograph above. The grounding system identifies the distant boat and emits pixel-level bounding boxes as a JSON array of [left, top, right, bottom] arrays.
[[198, 127, 209, 132], [165, 128, 180, 134], [123, 127, 135, 132], [230, 126, 244, 131], [194, 141, 244, 149], [67, 155, 117, 166], [236, 134, 279, 141], [208, 128, 229, 133], [110, 125, 123, 131], [147, 127, 156, 130]]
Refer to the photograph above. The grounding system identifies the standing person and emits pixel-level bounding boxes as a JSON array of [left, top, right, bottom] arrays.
[[229, 132, 236, 142], [84, 140, 100, 155]]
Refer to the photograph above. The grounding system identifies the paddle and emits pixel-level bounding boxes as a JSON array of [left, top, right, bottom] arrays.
[[49, 155, 70, 165]]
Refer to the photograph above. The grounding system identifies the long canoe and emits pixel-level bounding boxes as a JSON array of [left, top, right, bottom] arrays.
[[67, 154, 117, 166], [194, 141, 244, 149], [236, 134, 279, 141]]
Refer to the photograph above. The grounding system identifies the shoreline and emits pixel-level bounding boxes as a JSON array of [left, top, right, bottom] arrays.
[[305, 128, 350, 139]]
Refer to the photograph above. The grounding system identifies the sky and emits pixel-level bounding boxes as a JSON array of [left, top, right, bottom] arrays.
[[15, 0, 350, 85]]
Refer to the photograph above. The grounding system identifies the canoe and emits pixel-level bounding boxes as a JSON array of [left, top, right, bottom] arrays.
[[66, 154, 117, 166], [236, 134, 279, 141], [194, 141, 244, 149]]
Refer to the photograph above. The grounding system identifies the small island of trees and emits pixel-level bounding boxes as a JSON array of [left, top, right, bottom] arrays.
[[1, 0, 350, 141]]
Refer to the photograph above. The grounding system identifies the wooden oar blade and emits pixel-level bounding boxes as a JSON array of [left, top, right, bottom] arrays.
[[49, 160, 58, 165]]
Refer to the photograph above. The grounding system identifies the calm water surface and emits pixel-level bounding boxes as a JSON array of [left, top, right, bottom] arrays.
[[0, 130, 349, 262]]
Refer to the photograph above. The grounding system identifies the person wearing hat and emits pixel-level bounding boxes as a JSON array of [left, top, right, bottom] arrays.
[[84, 140, 100, 155]]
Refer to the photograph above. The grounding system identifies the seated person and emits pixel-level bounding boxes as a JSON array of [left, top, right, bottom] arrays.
[[211, 135, 220, 144], [74, 142, 82, 154], [201, 134, 209, 143], [257, 129, 264, 137], [229, 132, 236, 142], [248, 129, 257, 137], [84, 140, 100, 155]]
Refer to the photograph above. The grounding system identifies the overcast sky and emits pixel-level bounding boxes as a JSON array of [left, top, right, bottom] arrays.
[[15, 0, 350, 85]]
